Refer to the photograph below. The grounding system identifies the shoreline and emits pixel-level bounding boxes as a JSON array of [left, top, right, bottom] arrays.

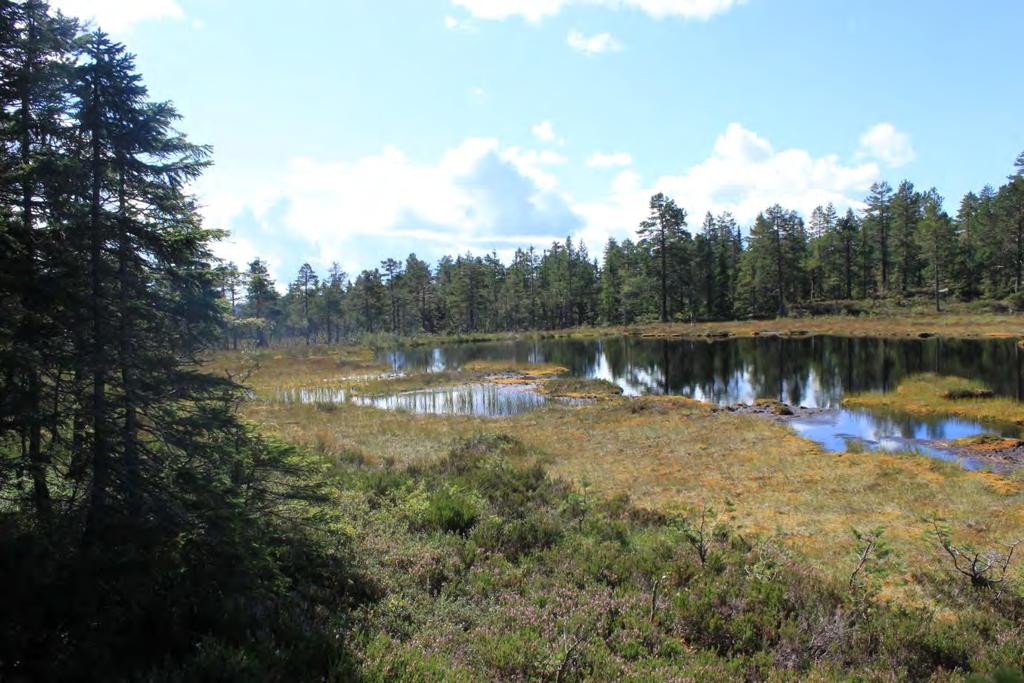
[[360, 312, 1024, 348]]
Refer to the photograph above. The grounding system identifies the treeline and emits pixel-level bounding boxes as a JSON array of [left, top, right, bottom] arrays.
[[0, 2, 359, 677], [229, 160, 1024, 344]]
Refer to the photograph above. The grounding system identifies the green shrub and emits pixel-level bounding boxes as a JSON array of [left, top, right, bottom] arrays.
[[415, 484, 481, 535]]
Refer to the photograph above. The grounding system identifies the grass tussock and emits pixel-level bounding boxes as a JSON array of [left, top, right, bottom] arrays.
[[541, 377, 624, 399], [463, 359, 569, 377], [844, 374, 1024, 426]]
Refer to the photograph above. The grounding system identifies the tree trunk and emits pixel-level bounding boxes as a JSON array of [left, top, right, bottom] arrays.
[[18, 18, 51, 524], [118, 166, 140, 515], [774, 225, 786, 317], [85, 76, 109, 544], [660, 231, 668, 323]]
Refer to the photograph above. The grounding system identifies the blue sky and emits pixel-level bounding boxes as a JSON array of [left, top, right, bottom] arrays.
[[53, 0, 1024, 285]]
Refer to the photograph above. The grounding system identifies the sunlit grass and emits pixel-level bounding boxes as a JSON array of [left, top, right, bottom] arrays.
[[237, 372, 1024, 604], [204, 344, 386, 394], [626, 312, 1024, 342], [462, 360, 568, 377], [359, 310, 1024, 348], [540, 377, 623, 399], [844, 373, 1024, 426]]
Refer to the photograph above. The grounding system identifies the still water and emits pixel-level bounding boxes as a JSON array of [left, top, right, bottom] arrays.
[[353, 383, 552, 417], [377, 335, 1023, 467], [380, 335, 1024, 406], [275, 382, 581, 417]]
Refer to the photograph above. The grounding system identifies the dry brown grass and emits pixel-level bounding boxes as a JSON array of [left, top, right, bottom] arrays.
[[238, 386, 1024, 602], [204, 345, 386, 394], [376, 311, 1024, 346], [621, 313, 1024, 342], [462, 360, 568, 377]]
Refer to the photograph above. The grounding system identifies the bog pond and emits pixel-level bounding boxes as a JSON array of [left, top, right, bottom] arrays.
[[279, 335, 1024, 470], [382, 335, 1024, 468]]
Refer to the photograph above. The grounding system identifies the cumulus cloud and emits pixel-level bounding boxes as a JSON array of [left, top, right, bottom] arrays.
[[858, 123, 915, 168], [206, 123, 885, 282], [567, 30, 623, 55], [451, 0, 744, 22], [50, 0, 184, 32], [587, 152, 634, 168], [576, 123, 880, 249], [204, 139, 580, 281], [531, 120, 557, 143]]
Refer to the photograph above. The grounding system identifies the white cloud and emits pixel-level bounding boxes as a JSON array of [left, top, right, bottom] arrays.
[[205, 123, 884, 281], [858, 122, 915, 168], [501, 147, 568, 190], [472, 86, 487, 97], [531, 120, 557, 143], [444, 15, 475, 30], [202, 139, 581, 280], [451, 0, 744, 22], [50, 0, 184, 32], [576, 123, 880, 249], [587, 151, 634, 168], [567, 30, 623, 55]]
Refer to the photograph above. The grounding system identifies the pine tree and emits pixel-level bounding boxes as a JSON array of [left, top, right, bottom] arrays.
[[890, 180, 922, 295], [293, 263, 318, 344], [916, 189, 956, 312], [245, 258, 276, 346], [322, 262, 347, 342], [380, 257, 403, 333], [836, 210, 860, 300], [864, 181, 894, 293], [954, 192, 982, 300], [404, 254, 433, 333], [637, 193, 689, 322], [807, 204, 838, 300], [1000, 151, 1024, 294]]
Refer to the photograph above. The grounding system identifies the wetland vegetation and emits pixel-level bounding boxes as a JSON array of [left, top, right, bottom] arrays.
[[4, 1, 1024, 680]]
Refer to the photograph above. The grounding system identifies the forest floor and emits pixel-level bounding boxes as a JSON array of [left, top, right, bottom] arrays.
[[210, 346, 1024, 606]]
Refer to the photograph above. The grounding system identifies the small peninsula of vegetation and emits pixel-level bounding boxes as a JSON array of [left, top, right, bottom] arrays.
[[845, 374, 1024, 427]]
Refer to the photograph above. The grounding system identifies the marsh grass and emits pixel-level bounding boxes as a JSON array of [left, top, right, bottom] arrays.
[[204, 344, 386, 393], [540, 377, 623, 399], [209, 342, 1024, 605], [844, 374, 1024, 426], [241, 391, 1024, 604], [462, 360, 569, 377], [357, 309, 1024, 348]]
